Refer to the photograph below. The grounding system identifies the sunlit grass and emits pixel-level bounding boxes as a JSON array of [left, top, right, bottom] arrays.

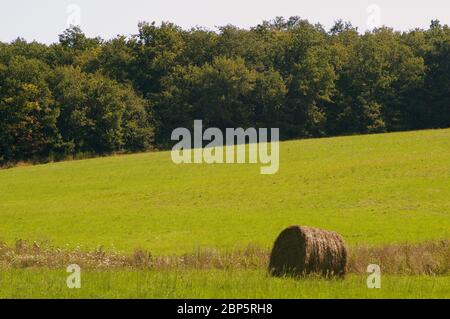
[[1, 269, 449, 299], [0, 129, 449, 254]]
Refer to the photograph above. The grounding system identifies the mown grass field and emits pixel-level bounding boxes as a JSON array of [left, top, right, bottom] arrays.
[[1, 129, 449, 253], [0, 128, 449, 298]]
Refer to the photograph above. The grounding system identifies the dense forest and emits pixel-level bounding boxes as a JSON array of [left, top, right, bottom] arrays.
[[0, 17, 449, 165]]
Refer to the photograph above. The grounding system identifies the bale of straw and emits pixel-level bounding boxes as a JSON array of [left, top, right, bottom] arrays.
[[268, 226, 347, 277]]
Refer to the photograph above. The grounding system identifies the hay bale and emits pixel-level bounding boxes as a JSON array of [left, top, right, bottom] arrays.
[[268, 226, 347, 277]]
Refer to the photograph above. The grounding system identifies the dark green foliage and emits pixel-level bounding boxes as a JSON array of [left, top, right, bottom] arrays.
[[51, 66, 153, 155], [0, 56, 61, 163], [0, 18, 449, 165]]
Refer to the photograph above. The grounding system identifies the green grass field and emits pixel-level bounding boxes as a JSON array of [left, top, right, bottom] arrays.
[[1, 129, 449, 253], [1, 129, 449, 298], [1, 270, 450, 299]]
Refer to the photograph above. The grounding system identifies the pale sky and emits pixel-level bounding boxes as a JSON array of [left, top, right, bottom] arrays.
[[1, 0, 449, 44]]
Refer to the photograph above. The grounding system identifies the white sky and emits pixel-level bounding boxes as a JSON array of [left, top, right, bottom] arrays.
[[1, 0, 449, 44]]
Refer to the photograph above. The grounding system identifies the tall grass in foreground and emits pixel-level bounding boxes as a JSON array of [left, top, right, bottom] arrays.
[[1, 269, 449, 299]]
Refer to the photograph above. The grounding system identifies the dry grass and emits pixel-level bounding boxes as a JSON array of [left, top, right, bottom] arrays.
[[0, 240, 266, 271], [0, 240, 149, 269], [1, 240, 449, 276], [347, 240, 450, 275]]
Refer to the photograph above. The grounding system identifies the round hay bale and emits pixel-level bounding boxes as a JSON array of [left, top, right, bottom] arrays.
[[268, 226, 347, 277]]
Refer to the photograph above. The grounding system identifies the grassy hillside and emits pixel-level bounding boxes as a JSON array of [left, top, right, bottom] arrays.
[[1, 129, 449, 254]]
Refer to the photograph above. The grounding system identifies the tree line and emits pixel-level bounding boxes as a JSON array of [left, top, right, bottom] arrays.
[[1, 17, 449, 165]]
